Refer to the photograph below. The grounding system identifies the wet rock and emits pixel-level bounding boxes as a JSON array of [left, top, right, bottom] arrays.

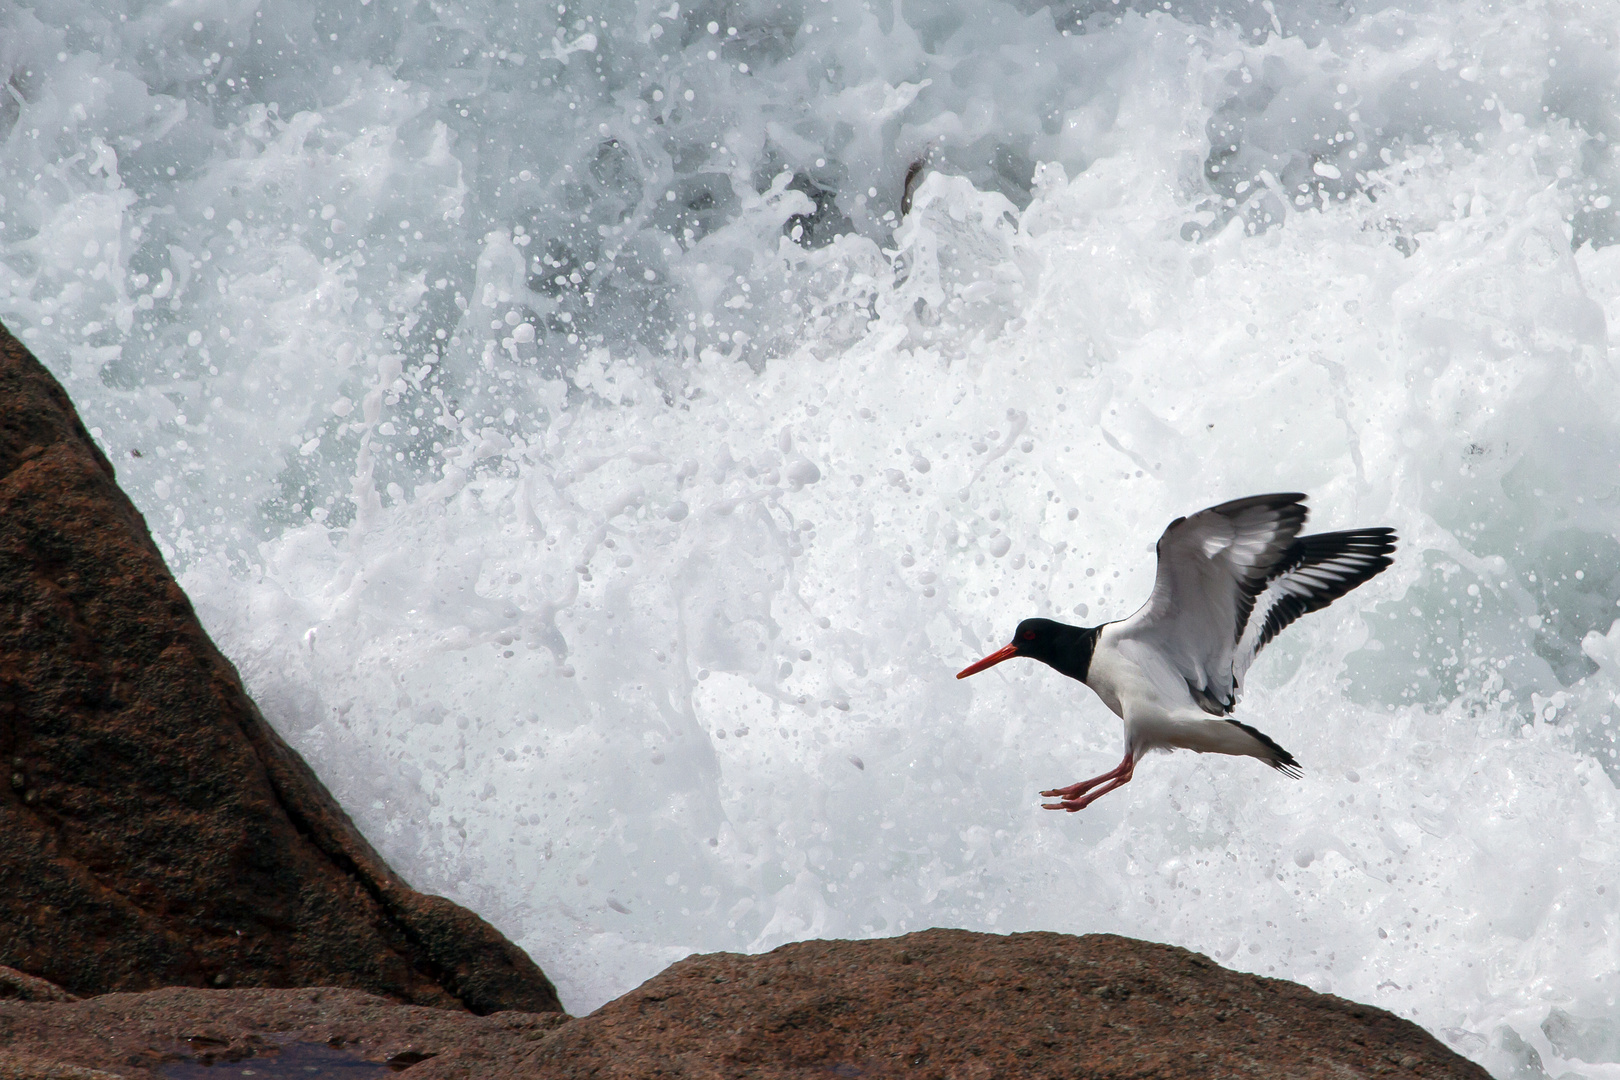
[[0, 320, 560, 1015]]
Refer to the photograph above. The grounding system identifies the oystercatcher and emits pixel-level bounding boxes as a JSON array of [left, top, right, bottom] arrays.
[[957, 493, 1396, 811]]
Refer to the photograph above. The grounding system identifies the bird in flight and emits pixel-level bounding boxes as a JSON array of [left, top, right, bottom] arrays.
[[957, 493, 1396, 811]]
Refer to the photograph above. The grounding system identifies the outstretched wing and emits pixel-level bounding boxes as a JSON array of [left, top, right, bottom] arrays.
[[1114, 493, 1310, 716], [1230, 527, 1397, 691]]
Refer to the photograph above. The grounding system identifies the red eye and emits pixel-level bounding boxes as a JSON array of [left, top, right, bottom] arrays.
[[1022, 630, 1035, 640]]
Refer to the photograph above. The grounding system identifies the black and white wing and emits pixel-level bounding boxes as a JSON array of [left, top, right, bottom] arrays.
[[1114, 493, 1310, 716], [1230, 526, 1397, 691]]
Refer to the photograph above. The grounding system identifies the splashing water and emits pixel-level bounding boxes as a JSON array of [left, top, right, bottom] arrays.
[[5, 0, 1620, 1073]]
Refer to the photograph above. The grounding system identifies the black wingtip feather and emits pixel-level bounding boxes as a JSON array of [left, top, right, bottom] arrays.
[[1227, 720, 1303, 778], [1253, 527, 1397, 650]]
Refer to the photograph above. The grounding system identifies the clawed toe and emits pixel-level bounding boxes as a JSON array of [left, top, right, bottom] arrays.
[[1038, 754, 1136, 812]]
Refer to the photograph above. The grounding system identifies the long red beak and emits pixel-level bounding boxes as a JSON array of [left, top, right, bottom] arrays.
[[956, 643, 1019, 679]]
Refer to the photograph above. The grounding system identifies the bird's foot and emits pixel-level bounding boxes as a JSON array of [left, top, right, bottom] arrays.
[[1040, 780, 1101, 800], [1040, 784, 1124, 812], [1039, 755, 1136, 812]]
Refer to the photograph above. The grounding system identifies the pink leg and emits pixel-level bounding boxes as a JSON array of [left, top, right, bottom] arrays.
[[1040, 753, 1131, 800], [1041, 752, 1135, 812]]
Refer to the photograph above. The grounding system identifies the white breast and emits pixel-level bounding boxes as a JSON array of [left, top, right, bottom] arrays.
[[1084, 624, 1198, 722], [1085, 630, 1262, 759]]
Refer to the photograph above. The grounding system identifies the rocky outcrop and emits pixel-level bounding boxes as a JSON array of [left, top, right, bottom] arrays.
[[0, 320, 560, 1015], [0, 931, 1488, 1079], [522, 929, 1490, 1079]]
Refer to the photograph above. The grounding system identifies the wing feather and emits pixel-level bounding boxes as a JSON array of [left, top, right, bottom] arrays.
[[1115, 496, 1396, 717], [1115, 493, 1309, 715], [1231, 527, 1397, 690]]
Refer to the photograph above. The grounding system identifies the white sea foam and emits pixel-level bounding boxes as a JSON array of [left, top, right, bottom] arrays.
[[4, 0, 1620, 1074]]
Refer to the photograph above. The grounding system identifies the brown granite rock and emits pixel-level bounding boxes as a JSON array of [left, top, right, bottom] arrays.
[[519, 929, 1490, 1080], [0, 967, 77, 1004], [0, 985, 567, 1079], [0, 1055, 127, 1080], [0, 319, 559, 1015], [0, 932, 1488, 1079]]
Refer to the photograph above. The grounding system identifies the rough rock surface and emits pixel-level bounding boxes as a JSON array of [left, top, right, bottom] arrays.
[[0, 320, 560, 1015], [0, 967, 78, 1004], [523, 929, 1491, 1080], [0, 932, 1489, 1079], [0, 983, 566, 1079]]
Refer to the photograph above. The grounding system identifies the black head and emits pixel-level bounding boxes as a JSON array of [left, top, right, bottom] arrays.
[[956, 617, 1097, 683]]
